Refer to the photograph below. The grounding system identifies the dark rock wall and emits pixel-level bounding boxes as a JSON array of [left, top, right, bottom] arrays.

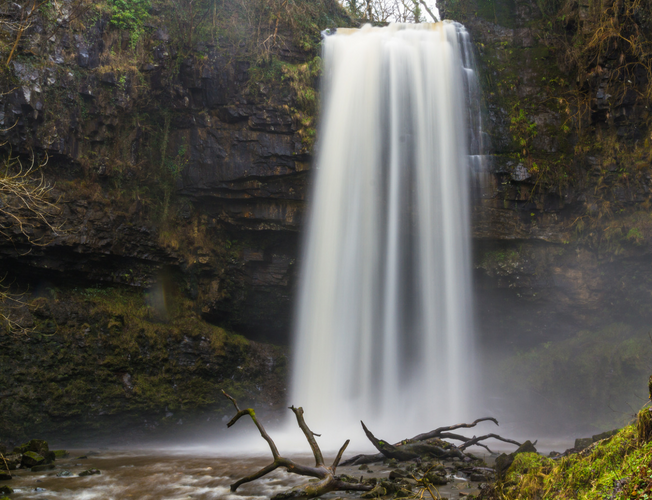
[[0, 0, 348, 441], [456, 0, 652, 434], [0, 10, 316, 344], [2, 0, 651, 439]]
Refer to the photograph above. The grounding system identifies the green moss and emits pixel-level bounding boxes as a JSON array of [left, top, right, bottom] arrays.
[[0, 285, 286, 441], [498, 419, 652, 499]]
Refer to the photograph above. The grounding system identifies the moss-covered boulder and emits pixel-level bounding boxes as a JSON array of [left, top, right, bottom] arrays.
[[31, 464, 56, 472], [495, 440, 539, 479], [0, 486, 12, 495], [20, 451, 45, 468], [423, 472, 448, 485], [0, 470, 10, 481], [14, 439, 49, 457]]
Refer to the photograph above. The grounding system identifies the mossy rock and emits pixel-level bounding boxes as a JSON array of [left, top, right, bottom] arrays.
[[53, 450, 68, 458], [361, 484, 386, 498], [574, 437, 593, 450], [0, 486, 12, 494], [31, 464, 56, 472], [20, 451, 45, 468], [79, 469, 101, 477], [14, 439, 49, 457], [423, 472, 448, 485]]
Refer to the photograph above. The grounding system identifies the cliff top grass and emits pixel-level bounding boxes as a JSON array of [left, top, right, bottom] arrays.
[[496, 408, 652, 500]]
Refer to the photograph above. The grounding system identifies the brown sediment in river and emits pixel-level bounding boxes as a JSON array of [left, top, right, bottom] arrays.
[[7, 450, 490, 499]]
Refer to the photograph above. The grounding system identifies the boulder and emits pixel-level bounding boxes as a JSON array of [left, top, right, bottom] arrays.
[[79, 469, 101, 477], [574, 438, 593, 450], [14, 439, 49, 456], [389, 469, 408, 480], [21, 451, 45, 468], [423, 472, 448, 485], [0, 486, 12, 495], [31, 464, 56, 472], [495, 453, 515, 479], [0, 471, 10, 481], [514, 440, 538, 455], [496, 441, 539, 478]]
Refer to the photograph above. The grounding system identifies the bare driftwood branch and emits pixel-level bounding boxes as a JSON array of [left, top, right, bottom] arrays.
[[361, 421, 419, 461], [361, 421, 468, 461], [410, 417, 499, 442], [459, 433, 522, 451], [419, 0, 439, 21], [344, 417, 524, 465], [222, 390, 372, 498]]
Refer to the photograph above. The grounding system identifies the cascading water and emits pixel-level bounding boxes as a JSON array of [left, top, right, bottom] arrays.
[[291, 21, 483, 441]]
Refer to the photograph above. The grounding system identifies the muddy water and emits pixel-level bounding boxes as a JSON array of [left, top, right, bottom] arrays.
[[6, 450, 484, 499]]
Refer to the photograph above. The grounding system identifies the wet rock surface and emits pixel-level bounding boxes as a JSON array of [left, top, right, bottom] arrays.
[[1, 0, 652, 442]]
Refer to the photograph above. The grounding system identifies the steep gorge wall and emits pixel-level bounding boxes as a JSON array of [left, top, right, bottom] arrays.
[[1, 0, 651, 440], [0, 0, 346, 442], [454, 0, 652, 434]]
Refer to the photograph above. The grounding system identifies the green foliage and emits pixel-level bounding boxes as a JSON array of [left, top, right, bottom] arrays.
[[0, 283, 285, 440], [498, 418, 652, 499], [107, 0, 151, 48], [509, 105, 538, 167]]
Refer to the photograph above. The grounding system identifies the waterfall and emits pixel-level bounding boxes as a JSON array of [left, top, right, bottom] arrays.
[[291, 22, 481, 441]]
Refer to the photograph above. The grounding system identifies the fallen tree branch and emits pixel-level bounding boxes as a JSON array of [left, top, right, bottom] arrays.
[[459, 433, 523, 451], [222, 390, 372, 498], [343, 417, 525, 466], [362, 421, 469, 461], [410, 417, 499, 442]]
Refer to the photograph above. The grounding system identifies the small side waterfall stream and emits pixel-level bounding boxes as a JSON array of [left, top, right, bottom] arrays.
[[291, 22, 484, 440]]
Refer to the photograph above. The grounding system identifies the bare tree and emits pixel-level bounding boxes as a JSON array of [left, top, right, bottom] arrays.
[[0, 149, 61, 245], [339, 0, 438, 22]]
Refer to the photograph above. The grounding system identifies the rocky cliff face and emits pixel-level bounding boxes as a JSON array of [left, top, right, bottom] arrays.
[[2, 0, 651, 440], [456, 0, 652, 433], [0, 4, 329, 344], [0, 0, 346, 441]]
